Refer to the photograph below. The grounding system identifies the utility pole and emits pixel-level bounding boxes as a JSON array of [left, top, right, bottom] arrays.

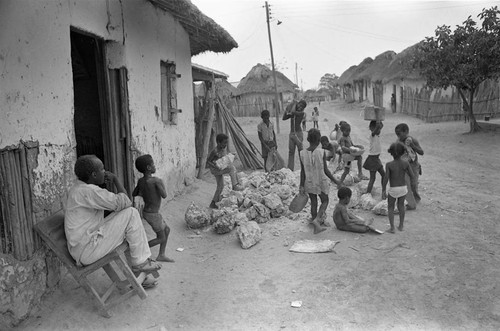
[[265, 1, 280, 133], [295, 62, 298, 86]]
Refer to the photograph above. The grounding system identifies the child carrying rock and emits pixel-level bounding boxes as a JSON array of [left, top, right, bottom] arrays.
[[207, 133, 243, 209]]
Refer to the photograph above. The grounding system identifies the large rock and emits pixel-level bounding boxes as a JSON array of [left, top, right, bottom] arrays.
[[262, 193, 282, 210], [210, 206, 237, 225], [270, 205, 287, 218], [213, 213, 237, 234], [236, 221, 262, 249], [218, 195, 238, 208], [270, 184, 292, 200], [244, 205, 258, 221], [359, 193, 377, 210], [185, 202, 210, 229], [372, 199, 402, 215], [246, 192, 263, 205], [242, 197, 253, 209], [252, 202, 271, 223]]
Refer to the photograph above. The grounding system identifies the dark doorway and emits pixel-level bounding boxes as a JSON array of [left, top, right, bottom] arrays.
[[71, 30, 105, 161], [70, 30, 134, 195]]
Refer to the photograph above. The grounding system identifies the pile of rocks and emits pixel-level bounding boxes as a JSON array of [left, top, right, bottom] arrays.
[[184, 168, 395, 249]]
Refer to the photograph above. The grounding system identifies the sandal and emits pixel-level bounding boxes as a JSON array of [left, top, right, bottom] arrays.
[[132, 258, 161, 273], [141, 274, 158, 289]]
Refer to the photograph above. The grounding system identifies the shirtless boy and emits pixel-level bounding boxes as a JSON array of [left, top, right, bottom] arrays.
[[382, 143, 420, 233], [333, 187, 373, 233], [133, 154, 174, 262]]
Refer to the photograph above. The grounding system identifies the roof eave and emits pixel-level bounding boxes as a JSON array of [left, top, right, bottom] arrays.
[[149, 0, 238, 56]]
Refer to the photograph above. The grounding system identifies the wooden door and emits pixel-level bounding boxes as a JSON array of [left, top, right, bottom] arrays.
[[106, 68, 133, 196]]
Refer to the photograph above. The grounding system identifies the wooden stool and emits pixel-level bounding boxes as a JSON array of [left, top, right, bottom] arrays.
[[34, 210, 148, 317]]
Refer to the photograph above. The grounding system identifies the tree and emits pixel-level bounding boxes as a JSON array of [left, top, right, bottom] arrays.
[[319, 73, 339, 90], [408, 6, 500, 133], [318, 73, 340, 98]]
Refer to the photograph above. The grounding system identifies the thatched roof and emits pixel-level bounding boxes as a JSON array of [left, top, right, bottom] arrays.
[[382, 44, 423, 83], [338, 65, 358, 85], [235, 63, 298, 96], [149, 0, 238, 56], [356, 51, 397, 82], [347, 57, 374, 83]]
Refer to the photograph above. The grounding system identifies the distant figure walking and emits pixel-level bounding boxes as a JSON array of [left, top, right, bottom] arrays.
[[312, 107, 319, 129]]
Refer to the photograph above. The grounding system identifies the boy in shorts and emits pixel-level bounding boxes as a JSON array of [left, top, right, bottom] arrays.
[[133, 154, 174, 262], [382, 143, 420, 233]]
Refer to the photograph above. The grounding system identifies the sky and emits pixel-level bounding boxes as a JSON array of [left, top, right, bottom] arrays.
[[191, 0, 498, 90]]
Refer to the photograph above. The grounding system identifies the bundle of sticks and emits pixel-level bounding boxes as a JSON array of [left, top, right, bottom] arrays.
[[216, 94, 263, 170]]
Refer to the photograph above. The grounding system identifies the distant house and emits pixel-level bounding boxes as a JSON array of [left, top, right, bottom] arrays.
[[234, 63, 298, 117], [0, 0, 236, 327], [338, 43, 499, 122], [354, 51, 397, 107]]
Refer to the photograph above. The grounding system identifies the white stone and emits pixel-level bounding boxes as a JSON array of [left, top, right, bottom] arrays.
[[236, 221, 262, 249]]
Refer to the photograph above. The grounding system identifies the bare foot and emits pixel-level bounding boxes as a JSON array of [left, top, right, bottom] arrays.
[[157, 255, 175, 263], [398, 225, 404, 231], [386, 227, 396, 234]]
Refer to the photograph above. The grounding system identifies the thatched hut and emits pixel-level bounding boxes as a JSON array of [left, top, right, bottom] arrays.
[[346, 57, 373, 103], [338, 65, 358, 103], [353, 51, 397, 107], [235, 63, 298, 117]]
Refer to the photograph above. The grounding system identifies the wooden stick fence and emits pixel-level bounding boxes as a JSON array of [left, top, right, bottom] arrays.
[[0, 141, 38, 260]]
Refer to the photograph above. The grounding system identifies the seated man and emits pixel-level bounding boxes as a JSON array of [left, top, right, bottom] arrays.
[[65, 155, 160, 286]]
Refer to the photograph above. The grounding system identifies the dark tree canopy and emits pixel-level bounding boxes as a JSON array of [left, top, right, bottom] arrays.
[[408, 6, 500, 132], [319, 73, 339, 90]]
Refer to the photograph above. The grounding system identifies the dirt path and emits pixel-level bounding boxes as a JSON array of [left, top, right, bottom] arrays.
[[18, 101, 500, 331]]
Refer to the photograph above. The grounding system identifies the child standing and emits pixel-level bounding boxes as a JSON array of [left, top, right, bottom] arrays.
[[207, 133, 243, 209], [333, 187, 374, 233], [382, 143, 420, 233], [338, 123, 368, 185], [133, 154, 174, 263], [257, 110, 277, 172], [299, 129, 340, 234], [312, 107, 319, 129], [363, 120, 386, 194], [395, 123, 424, 210]]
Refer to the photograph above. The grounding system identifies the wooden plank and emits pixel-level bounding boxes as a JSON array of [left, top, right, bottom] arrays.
[[0, 152, 9, 253], [13, 149, 28, 260], [7, 151, 24, 259], [1, 152, 15, 255], [119, 68, 134, 197], [25, 145, 42, 249], [19, 145, 35, 258], [197, 81, 216, 179]]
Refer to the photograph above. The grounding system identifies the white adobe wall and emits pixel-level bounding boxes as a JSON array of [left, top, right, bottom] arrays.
[[120, 1, 195, 196], [0, 0, 195, 326]]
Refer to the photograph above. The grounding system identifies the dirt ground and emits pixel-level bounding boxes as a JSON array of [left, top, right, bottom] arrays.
[[18, 100, 500, 331]]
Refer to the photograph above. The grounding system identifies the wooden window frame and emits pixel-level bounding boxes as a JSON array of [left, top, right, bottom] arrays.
[[160, 61, 182, 125]]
